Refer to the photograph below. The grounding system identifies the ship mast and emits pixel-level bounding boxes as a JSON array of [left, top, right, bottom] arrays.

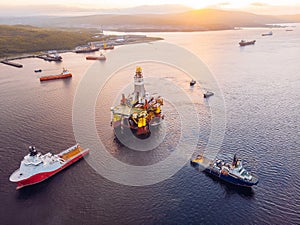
[[133, 66, 145, 103]]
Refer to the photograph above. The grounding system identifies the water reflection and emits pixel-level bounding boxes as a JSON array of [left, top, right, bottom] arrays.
[[16, 179, 50, 200], [204, 173, 255, 199]]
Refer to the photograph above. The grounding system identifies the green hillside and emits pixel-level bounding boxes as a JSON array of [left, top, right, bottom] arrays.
[[0, 25, 96, 57]]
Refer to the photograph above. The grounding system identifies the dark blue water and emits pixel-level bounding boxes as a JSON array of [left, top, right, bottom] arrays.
[[0, 26, 299, 225]]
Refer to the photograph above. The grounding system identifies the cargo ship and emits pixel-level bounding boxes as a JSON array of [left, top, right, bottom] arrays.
[[111, 67, 164, 137], [191, 154, 258, 187], [40, 68, 72, 81], [239, 40, 256, 46], [9, 144, 89, 190], [86, 53, 106, 60]]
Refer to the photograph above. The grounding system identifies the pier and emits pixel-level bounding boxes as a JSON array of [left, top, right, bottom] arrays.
[[0, 60, 23, 68], [36, 55, 62, 62]]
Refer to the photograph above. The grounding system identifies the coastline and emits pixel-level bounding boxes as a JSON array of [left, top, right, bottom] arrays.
[[0, 33, 163, 61]]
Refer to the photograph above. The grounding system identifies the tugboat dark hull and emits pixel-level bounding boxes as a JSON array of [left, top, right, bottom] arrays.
[[239, 40, 256, 46]]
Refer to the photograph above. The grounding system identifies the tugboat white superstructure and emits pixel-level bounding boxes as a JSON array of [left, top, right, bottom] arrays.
[[9, 144, 89, 190]]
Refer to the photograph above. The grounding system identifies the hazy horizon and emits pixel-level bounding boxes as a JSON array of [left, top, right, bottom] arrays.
[[0, 1, 300, 17]]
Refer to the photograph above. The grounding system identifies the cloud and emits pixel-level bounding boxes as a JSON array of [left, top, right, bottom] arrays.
[[218, 2, 231, 6], [250, 2, 268, 7]]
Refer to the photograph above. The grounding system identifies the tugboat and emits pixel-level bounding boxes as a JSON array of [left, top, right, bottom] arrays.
[[9, 144, 89, 189], [203, 91, 214, 98], [40, 68, 72, 81], [239, 40, 256, 46], [262, 31, 273, 36], [191, 154, 258, 187], [111, 67, 164, 138], [34, 69, 42, 73], [190, 80, 196, 86]]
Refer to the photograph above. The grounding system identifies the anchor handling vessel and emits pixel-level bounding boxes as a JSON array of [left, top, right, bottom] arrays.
[[191, 154, 258, 187], [111, 67, 164, 137], [9, 144, 89, 190]]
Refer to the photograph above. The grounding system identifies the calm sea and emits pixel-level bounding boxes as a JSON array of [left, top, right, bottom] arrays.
[[0, 25, 299, 225]]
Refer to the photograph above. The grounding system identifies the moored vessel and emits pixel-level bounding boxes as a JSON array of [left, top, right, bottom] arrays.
[[239, 40, 256, 46], [75, 44, 100, 53], [46, 53, 62, 62], [191, 154, 258, 187], [37, 51, 62, 62], [103, 43, 114, 50], [40, 68, 72, 81], [9, 144, 89, 189]]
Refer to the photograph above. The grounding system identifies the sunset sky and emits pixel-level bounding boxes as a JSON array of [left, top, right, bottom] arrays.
[[1, 0, 300, 15]]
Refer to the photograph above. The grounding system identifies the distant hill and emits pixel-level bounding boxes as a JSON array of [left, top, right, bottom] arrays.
[[276, 14, 300, 22], [0, 4, 192, 17], [0, 8, 299, 31], [105, 4, 193, 14], [45, 9, 286, 31]]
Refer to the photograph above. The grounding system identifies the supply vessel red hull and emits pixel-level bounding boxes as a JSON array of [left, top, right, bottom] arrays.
[[40, 69, 72, 81], [9, 144, 89, 189]]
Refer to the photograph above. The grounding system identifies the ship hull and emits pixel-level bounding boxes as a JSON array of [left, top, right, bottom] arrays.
[[40, 73, 72, 81], [103, 46, 114, 50], [13, 149, 89, 189], [86, 56, 106, 60], [239, 40, 256, 46], [75, 48, 100, 53], [203, 167, 258, 187]]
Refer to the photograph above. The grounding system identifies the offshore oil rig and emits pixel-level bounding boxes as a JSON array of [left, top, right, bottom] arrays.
[[111, 67, 164, 138]]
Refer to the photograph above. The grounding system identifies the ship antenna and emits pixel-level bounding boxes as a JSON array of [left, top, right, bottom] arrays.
[[29, 146, 37, 156]]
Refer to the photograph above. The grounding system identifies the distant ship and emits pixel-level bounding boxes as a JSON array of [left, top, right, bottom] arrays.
[[86, 53, 106, 60], [103, 43, 114, 50], [262, 31, 273, 36], [40, 68, 72, 81], [37, 52, 62, 62], [191, 154, 258, 187], [239, 40, 256, 46], [203, 91, 214, 98], [46, 52, 62, 62], [190, 80, 196, 86], [9, 144, 89, 189], [75, 44, 100, 53], [111, 67, 164, 137]]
